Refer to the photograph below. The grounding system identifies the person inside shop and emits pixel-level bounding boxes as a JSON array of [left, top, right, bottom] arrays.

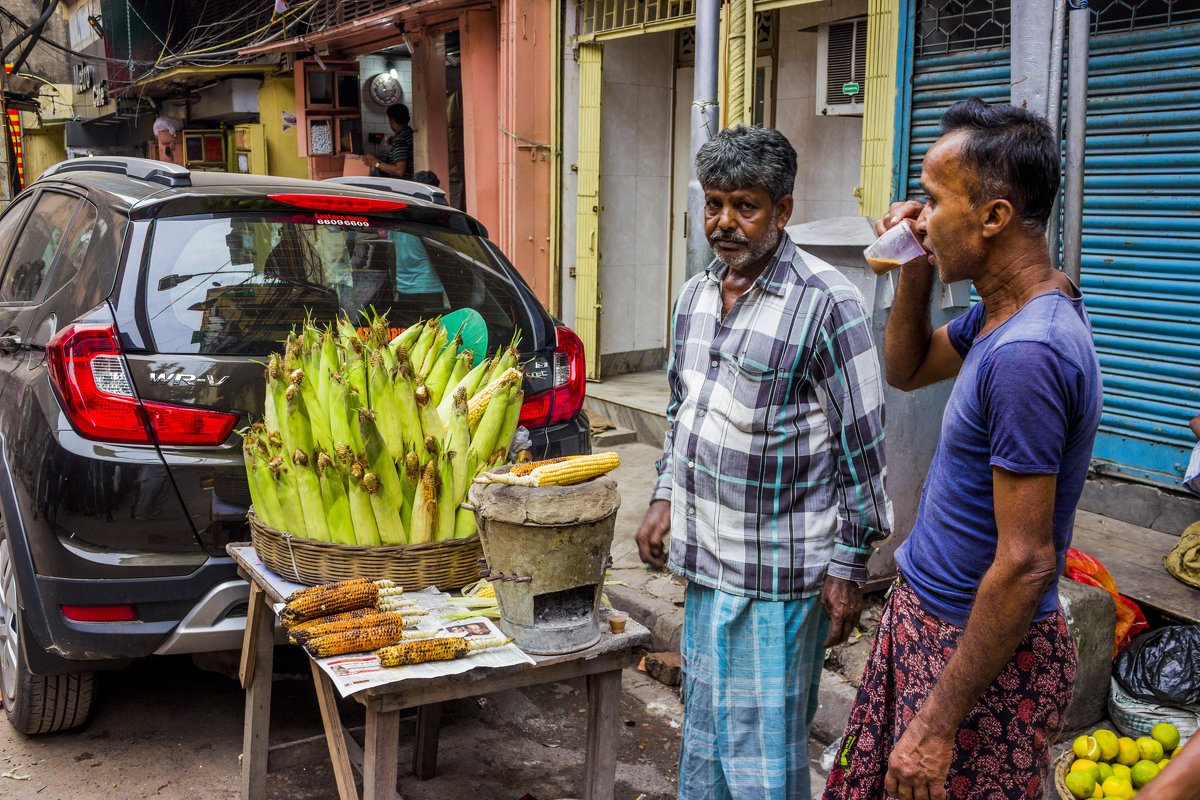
[[362, 103, 414, 180], [823, 98, 1103, 800], [634, 124, 893, 800]]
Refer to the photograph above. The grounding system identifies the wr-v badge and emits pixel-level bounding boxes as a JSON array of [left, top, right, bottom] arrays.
[[149, 372, 230, 387]]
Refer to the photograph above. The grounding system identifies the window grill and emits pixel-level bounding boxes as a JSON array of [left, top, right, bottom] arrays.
[[917, 0, 1200, 57], [578, 0, 696, 38]]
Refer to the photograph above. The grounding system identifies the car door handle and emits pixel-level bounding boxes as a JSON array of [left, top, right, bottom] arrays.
[[0, 335, 22, 355]]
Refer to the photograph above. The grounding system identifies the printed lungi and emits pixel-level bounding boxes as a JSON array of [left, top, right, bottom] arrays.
[[824, 578, 1076, 800], [680, 583, 829, 800]]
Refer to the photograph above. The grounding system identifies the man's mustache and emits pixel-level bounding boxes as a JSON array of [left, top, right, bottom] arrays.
[[709, 230, 750, 245]]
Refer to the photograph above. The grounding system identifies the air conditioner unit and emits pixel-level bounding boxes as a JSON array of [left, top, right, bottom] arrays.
[[817, 17, 867, 117]]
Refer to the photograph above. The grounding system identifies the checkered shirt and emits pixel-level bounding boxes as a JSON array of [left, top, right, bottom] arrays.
[[653, 232, 893, 599]]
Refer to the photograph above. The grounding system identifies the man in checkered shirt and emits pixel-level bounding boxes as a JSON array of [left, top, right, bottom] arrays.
[[636, 125, 893, 800]]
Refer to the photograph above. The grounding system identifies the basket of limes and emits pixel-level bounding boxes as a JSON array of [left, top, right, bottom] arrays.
[[1056, 724, 1183, 799]]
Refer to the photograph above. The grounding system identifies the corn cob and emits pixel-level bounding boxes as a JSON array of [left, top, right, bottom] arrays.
[[467, 368, 522, 430], [437, 356, 486, 424], [291, 449, 330, 541], [418, 324, 449, 379], [358, 408, 405, 508], [375, 636, 511, 666], [444, 390, 470, 507], [491, 384, 524, 464], [476, 452, 621, 487], [368, 350, 406, 462], [468, 380, 513, 469], [317, 451, 356, 546], [347, 459, 382, 546], [390, 323, 423, 354], [283, 605, 378, 633], [304, 618, 406, 658], [414, 383, 446, 441], [409, 460, 439, 544], [280, 578, 382, 624], [377, 598, 424, 614], [425, 332, 462, 406], [289, 610, 407, 645], [506, 456, 573, 477], [408, 318, 441, 375], [453, 505, 477, 539], [436, 448, 457, 541], [268, 456, 310, 539], [362, 471, 406, 545]]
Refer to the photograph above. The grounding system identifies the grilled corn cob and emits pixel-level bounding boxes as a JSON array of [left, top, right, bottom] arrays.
[[476, 452, 621, 487], [304, 618, 406, 657], [375, 635, 511, 666], [280, 578, 391, 624], [289, 611, 407, 645]]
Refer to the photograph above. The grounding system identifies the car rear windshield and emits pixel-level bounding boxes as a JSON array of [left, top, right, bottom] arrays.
[[142, 213, 534, 355]]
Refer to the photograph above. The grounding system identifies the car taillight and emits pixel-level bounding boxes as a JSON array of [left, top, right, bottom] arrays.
[[47, 324, 238, 446], [267, 193, 407, 213], [61, 604, 137, 622], [519, 326, 587, 429]]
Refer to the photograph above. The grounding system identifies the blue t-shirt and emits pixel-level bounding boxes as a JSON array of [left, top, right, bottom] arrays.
[[896, 289, 1103, 627]]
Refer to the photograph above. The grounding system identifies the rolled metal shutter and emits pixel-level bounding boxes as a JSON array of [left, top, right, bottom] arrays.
[[901, 8, 1200, 488], [1080, 23, 1200, 486]]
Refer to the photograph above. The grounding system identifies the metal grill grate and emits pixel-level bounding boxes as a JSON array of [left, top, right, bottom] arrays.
[[578, 0, 696, 37], [916, 0, 1011, 57], [917, 0, 1200, 57]]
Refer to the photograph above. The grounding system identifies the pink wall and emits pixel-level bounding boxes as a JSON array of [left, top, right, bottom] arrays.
[[460, 9, 500, 239], [497, 0, 553, 306], [412, 34, 450, 194]]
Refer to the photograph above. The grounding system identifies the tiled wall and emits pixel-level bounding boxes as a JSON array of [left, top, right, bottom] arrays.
[[597, 32, 675, 357], [357, 54, 414, 159], [774, 1, 868, 223]]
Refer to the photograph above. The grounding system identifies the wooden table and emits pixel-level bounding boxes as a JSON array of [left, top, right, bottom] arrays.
[[228, 544, 650, 800]]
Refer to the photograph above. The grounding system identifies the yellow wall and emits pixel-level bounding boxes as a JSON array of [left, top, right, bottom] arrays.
[[859, 0, 900, 218], [257, 74, 309, 179], [19, 127, 67, 184]]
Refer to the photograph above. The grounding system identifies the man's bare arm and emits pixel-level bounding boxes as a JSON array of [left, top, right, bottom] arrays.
[[878, 201, 964, 391], [885, 468, 1059, 800]]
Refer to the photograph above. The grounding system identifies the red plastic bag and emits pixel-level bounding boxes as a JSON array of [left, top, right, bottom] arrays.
[[1064, 547, 1149, 658]]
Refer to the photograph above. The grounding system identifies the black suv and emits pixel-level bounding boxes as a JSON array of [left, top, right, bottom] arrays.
[[0, 158, 589, 734]]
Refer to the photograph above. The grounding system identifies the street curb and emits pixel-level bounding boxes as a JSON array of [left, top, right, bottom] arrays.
[[811, 669, 858, 746], [605, 581, 684, 653]]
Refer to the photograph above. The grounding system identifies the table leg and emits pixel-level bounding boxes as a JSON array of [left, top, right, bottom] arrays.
[[363, 708, 401, 800], [310, 660, 361, 800], [583, 668, 623, 800], [240, 584, 274, 800], [413, 702, 442, 779]]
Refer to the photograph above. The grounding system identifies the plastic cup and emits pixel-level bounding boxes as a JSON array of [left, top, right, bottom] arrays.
[[608, 613, 628, 634], [863, 219, 927, 275]]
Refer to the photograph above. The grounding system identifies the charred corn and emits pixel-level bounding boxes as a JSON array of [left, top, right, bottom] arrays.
[[289, 611, 407, 645], [375, 636, 511, 666], [280, 578, 388, 624], [476, 452, 620, 487], [304, 618, 406, 657]]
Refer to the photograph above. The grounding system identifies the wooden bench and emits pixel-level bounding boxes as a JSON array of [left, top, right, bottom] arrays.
[[1070, 510, 1200, 625]]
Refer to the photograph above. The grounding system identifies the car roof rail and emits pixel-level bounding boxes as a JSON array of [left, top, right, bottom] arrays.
[[323, 176, 449, 206], [40, 157, 192, 188]]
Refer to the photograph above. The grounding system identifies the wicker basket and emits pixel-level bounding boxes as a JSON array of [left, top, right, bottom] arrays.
[[248, 509, 483, 591], [1052, 751, 1076, 800]]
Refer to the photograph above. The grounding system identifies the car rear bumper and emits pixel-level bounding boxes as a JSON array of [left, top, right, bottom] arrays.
[[23, 559, 248, 676], [527, 412, 591, 459]]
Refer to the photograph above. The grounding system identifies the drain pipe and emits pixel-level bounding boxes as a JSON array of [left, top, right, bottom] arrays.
[[686, 0, 722, 279], [1046, 0, 1068, 272], [1062, 1, 1090, 286]]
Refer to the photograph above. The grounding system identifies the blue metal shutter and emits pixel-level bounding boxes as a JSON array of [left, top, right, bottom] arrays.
[[900, 8, 1200, 489], [1079, 23, 1200, 486]]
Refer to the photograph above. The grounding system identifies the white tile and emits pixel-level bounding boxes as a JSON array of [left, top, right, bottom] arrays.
[[635, 177, 672, 266], [598, 264, 637, 353], [601, 82, 641, 176], [636, 87, 674, 177], [602, 38, 641, 85], [599, 175, 638, 265], [639, 32, 676, 88]]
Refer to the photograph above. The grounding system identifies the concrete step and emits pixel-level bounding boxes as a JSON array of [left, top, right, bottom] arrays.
[[591, 426, 639, 447], [584, 371, 670, 448]]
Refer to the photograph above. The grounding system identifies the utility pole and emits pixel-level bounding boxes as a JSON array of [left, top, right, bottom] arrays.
[[685, 0, 721, 279]]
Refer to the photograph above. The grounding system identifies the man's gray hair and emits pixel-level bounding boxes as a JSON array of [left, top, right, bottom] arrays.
[[695, 125, 797, 203]]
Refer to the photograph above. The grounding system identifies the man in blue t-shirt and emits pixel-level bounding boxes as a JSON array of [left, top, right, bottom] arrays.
[[824, 99, 1103, 800]]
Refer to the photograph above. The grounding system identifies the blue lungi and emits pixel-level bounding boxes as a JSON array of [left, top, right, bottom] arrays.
[[679, 582, 829, 800]]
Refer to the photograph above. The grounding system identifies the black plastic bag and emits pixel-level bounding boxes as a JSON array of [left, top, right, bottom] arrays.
[[1113, 625, 1200, 707]]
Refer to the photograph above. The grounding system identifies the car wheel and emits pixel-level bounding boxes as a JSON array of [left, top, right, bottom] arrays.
[[0, 534, 95, 734]]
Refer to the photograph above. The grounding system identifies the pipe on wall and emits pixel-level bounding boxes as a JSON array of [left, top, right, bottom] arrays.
[[685, 0, 721, 279], [1062, 1, 1089, 286]]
